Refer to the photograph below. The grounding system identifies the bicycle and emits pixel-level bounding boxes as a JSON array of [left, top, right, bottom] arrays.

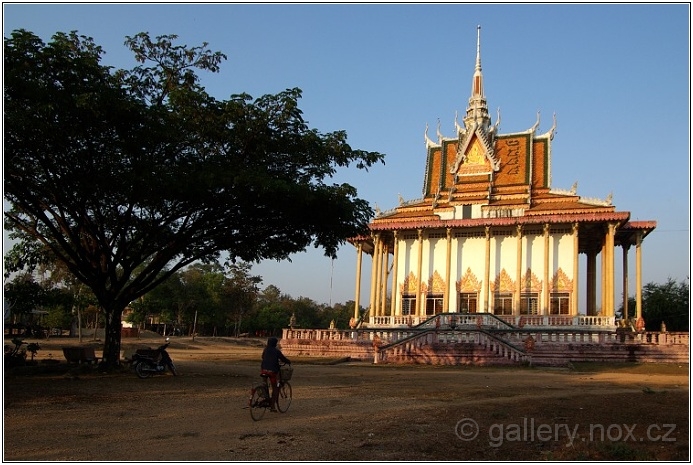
[[248, 362, 293, 421]]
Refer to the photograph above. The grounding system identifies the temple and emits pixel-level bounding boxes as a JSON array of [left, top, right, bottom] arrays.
[[349, 26, 656, 330], [281, 27, 686, 366]]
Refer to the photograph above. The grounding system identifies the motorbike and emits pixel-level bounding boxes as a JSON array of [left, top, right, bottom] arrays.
[[131, 338, 178, 378]]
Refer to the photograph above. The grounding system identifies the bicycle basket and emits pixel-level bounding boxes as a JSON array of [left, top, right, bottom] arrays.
[[279, 365, 293, 381]]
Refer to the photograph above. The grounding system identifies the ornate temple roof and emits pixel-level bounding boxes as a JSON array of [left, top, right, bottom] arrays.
[[367, 26, 656, 239]]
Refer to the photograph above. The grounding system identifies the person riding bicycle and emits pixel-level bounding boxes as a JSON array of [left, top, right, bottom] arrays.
[[260, 337, 291, 412]]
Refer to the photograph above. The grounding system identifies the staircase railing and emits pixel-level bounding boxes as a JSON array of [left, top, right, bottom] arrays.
[[377, 328, 529, 364]]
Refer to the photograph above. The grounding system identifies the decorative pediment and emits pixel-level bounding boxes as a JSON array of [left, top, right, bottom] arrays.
[[428, 271, 446, 294], [400, 272, 420, 294], [490, 269, 515, 293], [550, 268, 573, 291], [450, 129, 500, 178], [522, 268, 542, 292], [456, 267, 482, 292]]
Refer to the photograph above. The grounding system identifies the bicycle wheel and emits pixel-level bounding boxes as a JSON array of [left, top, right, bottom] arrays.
[[276, 382, 292, 413], [249, 385, 268, 421]]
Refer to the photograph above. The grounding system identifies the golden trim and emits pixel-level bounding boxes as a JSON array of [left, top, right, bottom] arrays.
[[490, 269, 515, 293], [522, 268, 543, 292], [428, 271, 446, 294], [456, 267, 483, 292], [550, 268, 573, 291]]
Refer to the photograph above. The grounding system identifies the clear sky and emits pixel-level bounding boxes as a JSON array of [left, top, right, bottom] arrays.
[[3, 3, 690, 307]]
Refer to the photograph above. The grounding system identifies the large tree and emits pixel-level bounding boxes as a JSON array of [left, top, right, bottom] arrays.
[[4, 30, 384, 367]]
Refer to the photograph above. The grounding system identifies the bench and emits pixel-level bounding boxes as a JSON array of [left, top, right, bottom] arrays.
[[62, 346, 101, 365]]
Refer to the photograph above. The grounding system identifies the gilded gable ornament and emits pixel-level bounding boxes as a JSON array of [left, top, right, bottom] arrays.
[[400, 271, 420, 294], [522, 269, 542, 292], [490, 269, 515, 293], [428, 271, 446, 294], [456, 267, 482, 292], [549, 268, 573, 292], [466, 139, 485, 165]]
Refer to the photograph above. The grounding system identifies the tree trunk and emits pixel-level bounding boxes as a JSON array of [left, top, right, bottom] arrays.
[[101, 306, 123, 368]]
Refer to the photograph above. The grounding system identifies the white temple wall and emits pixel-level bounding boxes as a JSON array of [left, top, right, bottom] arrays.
[[490, 233, 518, 282], [429, 236, 448, 283], [554, 232, 574, 280], [389, 228, 578, 316], [525, 234, 543, 278]]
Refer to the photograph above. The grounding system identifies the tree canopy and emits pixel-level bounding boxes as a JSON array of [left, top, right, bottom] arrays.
[[4, 29, 384, 367]]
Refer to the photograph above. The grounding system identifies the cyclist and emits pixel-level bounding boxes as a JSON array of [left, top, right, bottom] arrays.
[[260, 337, 291, 412]]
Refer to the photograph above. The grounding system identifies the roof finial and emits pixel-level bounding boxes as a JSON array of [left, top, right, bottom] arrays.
[[471, 25, 484, 98], [463, 25, 491, 133], [476, 25, 482, 72]]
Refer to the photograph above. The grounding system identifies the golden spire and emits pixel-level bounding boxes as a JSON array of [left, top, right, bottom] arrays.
[[464, 25, 491, 131]]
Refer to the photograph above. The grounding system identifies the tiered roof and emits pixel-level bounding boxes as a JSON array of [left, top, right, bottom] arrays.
[[368, 26, 655, 246]]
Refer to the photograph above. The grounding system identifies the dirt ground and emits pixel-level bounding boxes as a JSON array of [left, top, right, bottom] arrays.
[[3, 334, 690, 461]]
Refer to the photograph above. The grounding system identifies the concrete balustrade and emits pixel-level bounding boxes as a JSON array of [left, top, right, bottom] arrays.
[[281, 323, 689, 365]]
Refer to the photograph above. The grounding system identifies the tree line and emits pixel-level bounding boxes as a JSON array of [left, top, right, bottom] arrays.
[[4, 261, 363, 338], [4, 263, 687, 336]]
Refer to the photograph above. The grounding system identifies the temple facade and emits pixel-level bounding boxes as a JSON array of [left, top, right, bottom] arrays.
[[350, 27, 656, 329]]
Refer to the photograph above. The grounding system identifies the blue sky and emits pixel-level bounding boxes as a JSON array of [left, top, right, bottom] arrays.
[[3, 3, 690, 307]]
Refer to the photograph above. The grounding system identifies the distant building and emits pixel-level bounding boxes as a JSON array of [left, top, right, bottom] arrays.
[[350, 27, 656, 329]]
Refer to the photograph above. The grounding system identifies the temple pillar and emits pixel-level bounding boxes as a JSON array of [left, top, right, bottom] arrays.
[[369, 234, 379, 319], [572, 223, 579, 316], [543, 223, 550, 315], [483, 226, 491, 313], [586, 249, 597, 315], [635, 231, 643, 321], [600, 234, 606, 315], [605, 222, 616, 316], [376, 238, 385, 316], [353, 242, 363, 320], [416, 229, 424, 317], [390, 231, 399, 316], [444, 228, 452, 313], [622, 243, 630, 321], [515, 225, 523, 316], [380, 243, 389, 316]]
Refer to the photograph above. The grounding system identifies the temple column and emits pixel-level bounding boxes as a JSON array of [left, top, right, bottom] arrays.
[[586, 249, 597, 315], [353, 242, 363, 320], [572, 223, 579, 316], [600, 234, 606, 315], [372, 235, 380, 317], [416, 229, 424, 317], [380, 243, 389, 317], [605, 222, 616, 316], [483, 226, 491, 312], [515, 225, 523, 316], [622, 244, 630, 321], [390, 231, 399, 317], [369, 234, 380, 319], [635, 231, 643, 321], [543, 223, 550, 315], [444, 228, 452, 313]]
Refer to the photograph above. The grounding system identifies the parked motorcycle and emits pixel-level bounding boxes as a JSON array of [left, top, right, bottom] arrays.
[[131, 338, 178, 378]]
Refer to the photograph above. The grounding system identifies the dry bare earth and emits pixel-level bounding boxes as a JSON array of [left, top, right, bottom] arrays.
[[3, 336, 690, 461]]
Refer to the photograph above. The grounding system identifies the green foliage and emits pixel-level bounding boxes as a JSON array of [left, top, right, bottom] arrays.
[[641, 278, 689, 331], [4, 29, 384, 365], [618, 278, 689, 331], [4, 275, 45, 317], [43, 305, 73, 330]]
